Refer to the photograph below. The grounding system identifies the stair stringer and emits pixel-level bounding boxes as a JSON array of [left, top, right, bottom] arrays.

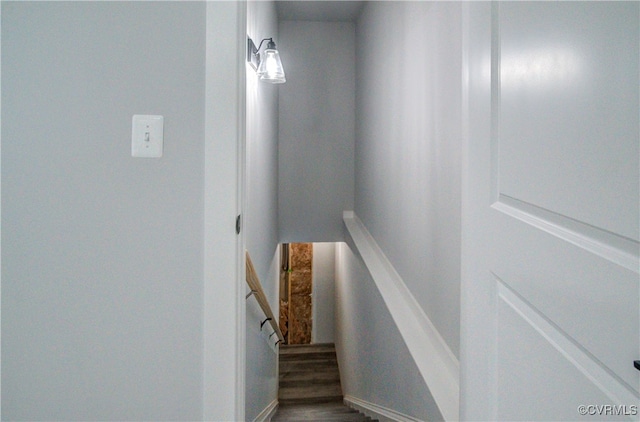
[[344, 395, 424, 422]]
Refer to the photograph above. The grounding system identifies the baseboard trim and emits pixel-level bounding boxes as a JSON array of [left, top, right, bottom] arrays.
[[343, 211, 459, 421], [344, 395, 424, 422], [253, 399, 278, 422]]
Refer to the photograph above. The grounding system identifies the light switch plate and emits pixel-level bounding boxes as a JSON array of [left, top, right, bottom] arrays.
[[132, 115, 163, 158]]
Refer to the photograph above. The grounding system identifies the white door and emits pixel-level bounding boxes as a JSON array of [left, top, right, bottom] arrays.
[[461, 2, 639, 420]]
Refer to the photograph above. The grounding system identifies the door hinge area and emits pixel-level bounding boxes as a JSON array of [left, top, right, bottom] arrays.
[[236, 214, 241, 235]]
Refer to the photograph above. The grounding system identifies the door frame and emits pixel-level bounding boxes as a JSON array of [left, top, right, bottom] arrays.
[[203, 1, 247, 420], [460, 2, 496, 419]]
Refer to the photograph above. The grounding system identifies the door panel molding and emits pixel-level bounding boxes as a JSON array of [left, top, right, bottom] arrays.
[[491, 212, 638, 391], [492, 195, 639, 272], [496, 275, 640, 406]]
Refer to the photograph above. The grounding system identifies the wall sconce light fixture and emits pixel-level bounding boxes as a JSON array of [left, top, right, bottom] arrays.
[[247, 37, 286, 84]]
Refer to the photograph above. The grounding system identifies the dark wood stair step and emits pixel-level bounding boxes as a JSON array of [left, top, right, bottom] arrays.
[[279, 382, 342, 400], [279, 370, 341, 384], [279, 361, 339, 373], [279, 343, 336, 354], [272, 402, 377, 421], [278, 343, 364, 414], [278, 395, 345, 406], [280, 351, 338, 361]]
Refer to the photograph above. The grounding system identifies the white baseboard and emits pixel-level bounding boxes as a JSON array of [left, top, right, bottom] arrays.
[[253, 399, 278, 422], [343, 211, 459, 421], [344, 395, 424, 422]]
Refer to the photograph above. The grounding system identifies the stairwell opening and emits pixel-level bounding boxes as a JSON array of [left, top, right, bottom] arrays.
[[275, 242, 377, 417]]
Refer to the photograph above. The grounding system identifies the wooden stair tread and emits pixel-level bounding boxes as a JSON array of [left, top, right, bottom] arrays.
[[279, 371, 341, 384], [279, 363, 339, 372], [276, 343, 375, 420], [273, 402, 377, 421], [280, 343, 335, 351], [279, 383, 341, 396], [280, 351, 338, 361]]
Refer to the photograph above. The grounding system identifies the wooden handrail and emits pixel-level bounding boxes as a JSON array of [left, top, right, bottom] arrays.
[[245, 251, 285, 343]]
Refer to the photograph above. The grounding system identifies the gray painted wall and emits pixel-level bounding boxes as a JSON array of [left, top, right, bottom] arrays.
[[335, 242, 438, 420], [278, 21, 355, 243], [354, 1, 462, 358], [244, 247, 280, 420], [245, 1, 280, 419], [246, 0, 280, 283], [3, 2, 242, 419], [312, 242, 335, 344]]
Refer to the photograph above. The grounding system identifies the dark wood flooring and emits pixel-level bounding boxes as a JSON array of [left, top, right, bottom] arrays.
[[273, 344, 376, 421], [272, 401, 376, 421]]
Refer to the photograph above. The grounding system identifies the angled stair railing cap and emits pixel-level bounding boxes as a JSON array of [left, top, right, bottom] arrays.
[[245, 251, 285, 343], [342, 212, 460, 421]]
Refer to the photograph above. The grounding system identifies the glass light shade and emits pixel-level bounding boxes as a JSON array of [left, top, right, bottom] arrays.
[[257, 48, 286, 84]]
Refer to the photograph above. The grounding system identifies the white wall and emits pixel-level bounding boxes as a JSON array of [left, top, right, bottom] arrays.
[[278, 21, 355, 243], [335, 242, 439, 421], [3, 2, 243, 420], [245, 247, 280, 421], [312, 243, 335, 344], [245, 1, 281, 420], [246, 0, 280, 282], [354, 1, 462, 358]]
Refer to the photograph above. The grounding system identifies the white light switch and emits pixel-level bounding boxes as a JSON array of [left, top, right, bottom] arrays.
[[132, 115, 164, 158]]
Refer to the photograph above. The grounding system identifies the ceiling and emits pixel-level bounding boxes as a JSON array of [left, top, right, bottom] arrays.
[[275, 1, 365, 22]]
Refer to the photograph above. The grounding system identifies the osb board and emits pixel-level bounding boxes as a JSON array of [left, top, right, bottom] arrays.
[[290, 243, 312, 271], [279, 299, 289, 340], [289, 294, 312, 345], [288, 243, 313, 345], [290, 271, 312, 295]]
